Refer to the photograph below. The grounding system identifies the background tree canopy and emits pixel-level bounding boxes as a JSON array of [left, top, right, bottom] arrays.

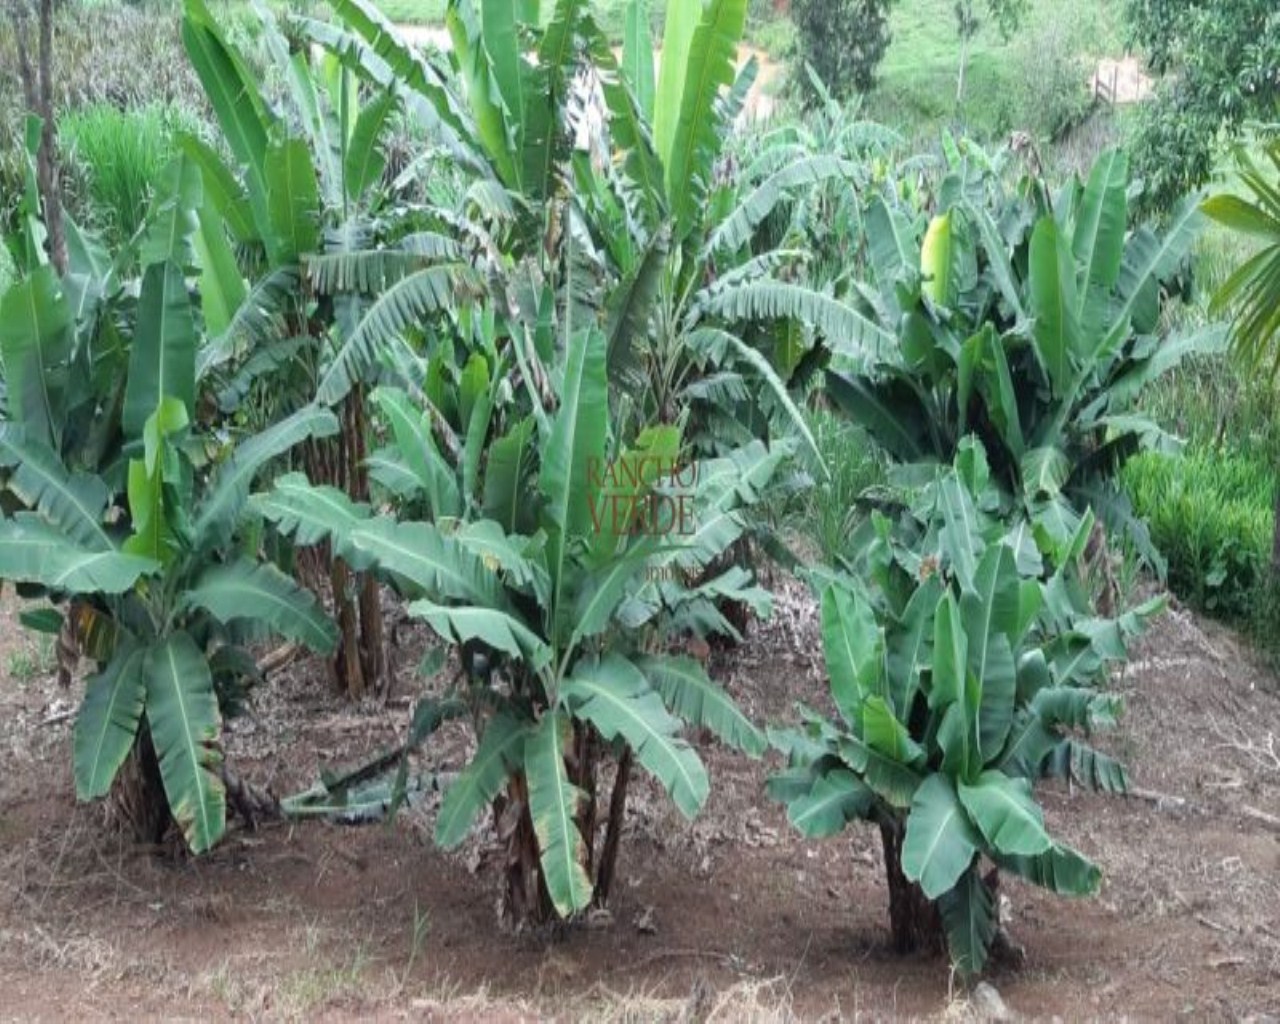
[[790, 0, 895, 99], [1125, 0, 1279, 212]]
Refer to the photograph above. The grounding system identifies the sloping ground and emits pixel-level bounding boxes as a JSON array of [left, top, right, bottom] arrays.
[[0, 578, 1277, 1020]]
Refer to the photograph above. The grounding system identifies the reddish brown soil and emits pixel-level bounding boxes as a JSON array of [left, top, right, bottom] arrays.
[[1, 579, 1278, 1021]]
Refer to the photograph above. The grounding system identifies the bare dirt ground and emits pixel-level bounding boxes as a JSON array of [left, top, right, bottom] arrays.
[[1088, 57, 1154, 105], [1, 574, 1278, 1021]]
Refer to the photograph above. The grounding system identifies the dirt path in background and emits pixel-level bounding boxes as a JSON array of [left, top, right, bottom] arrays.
[[395, 24, 783, 123], [1, 578, 1278, 1019], [1089, 55, 1154, 104]]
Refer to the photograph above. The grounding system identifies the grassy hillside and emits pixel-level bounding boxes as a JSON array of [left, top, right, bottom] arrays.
[[867, 0, 1126, 141], [370, 0, 1128, 144], [371, 0, 446, 22]]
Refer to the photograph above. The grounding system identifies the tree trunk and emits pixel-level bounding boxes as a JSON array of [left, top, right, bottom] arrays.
[[497, 774, 555, 929], [956, 36, 970, 108], [572, 721, 598, 870], [330, 556, 365, 697], [11, 0, 67, 273], [879, 819, 946, 955], [110, 728, 171, 846], [495, 730, 628, 928], [301, 387, 387, 700], [593, 746, 631, 908]]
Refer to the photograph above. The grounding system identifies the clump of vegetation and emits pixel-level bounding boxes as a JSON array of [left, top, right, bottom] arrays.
[[0, 2, 204, 230], [771, 441, 1158, 975], [1124, 450, 1274, 619], [827, 145, 1217, 567], [791, 0, 895, 99], [1125, 0, 1279, 214], [59, 103, 200, 250], [786, 407, 886, 563], [0, 151, 340, 850], [1007, 18, 1092, 141]]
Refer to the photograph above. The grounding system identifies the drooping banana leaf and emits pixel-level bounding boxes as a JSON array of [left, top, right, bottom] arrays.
[[0, 513, 157, 593], [562, 653, 710, 817], [183, 559, 339, 654], [74, 644, 147, 800], [143, 631, 226, 854], [524, 711, 593, 916]]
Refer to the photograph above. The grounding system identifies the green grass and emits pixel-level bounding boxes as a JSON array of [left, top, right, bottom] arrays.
[[6, 635, 55, 683], [788, 408, 887, 564], [370, 0, 446, 23], [1128, 349, 1280, 645], [59, 103, 202, 253], [1124, 449, 1275, 621], [864, 0, 1124, 143]]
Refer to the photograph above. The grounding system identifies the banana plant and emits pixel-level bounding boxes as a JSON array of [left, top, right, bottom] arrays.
[[769, 439, 1162, 975], [0, 147, 338, 851], [0, 401, 338, 852], [585, 0, 891, 461], [253, 322, 779, 925], [305, 0, 850, 641], [179, 0, 493, 697], [826, 146, 1225, 566], [317, 0, 880, 469]]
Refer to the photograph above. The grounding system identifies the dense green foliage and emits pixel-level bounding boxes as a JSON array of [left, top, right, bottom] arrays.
[[771, 441, 1157, 974], [1125, 0, 1279, 213], [1124, 450, 1273, 619], [1121, 141, 1280, 636], [0, 148, 338, 851], [790, 0, 894, 99], [827, 145, 1219, 568], [0, 0, 1251, 985]]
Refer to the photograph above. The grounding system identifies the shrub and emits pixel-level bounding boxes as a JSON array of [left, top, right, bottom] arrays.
[[1008, 21, 1093, 142], [59, 103, 201, 250], [791, 0, 895, 100], [1124, 0, 1279, 216], [770, 440, 1159, 975], [826, 147, 1221, 567], [1123, 450, 1275, 620]]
